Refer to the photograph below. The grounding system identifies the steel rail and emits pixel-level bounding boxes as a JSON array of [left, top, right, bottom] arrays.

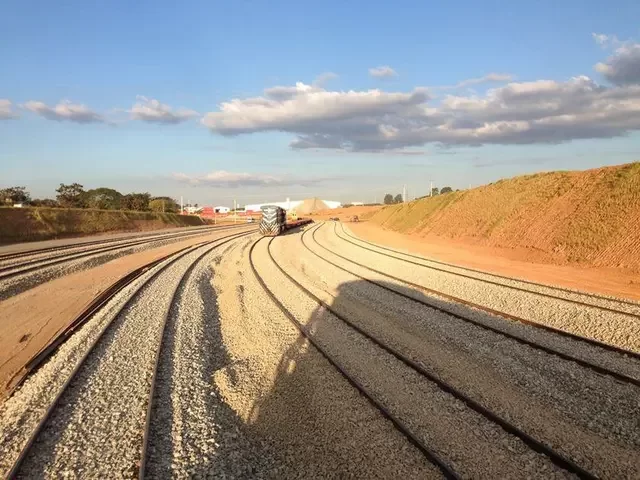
[[336, 223, 640, 314], [249, 236, 460, 480], [139, 230, 254, 478], [0, 225, 247, 279], [304, 223, 640, 386], [5, 229, 255, 479]]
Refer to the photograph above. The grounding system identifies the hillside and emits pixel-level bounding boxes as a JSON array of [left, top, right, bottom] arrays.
[[0, 207, 209, 244], [366, 162, 640, 271]]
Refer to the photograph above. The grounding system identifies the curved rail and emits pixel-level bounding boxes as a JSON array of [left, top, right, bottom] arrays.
[[249, 236, 460, 479], [337, 222, 640, 313], [0, 225, 247, 280], [139, 230, 253, 478], [5, 229, 255, 478], [266, 234, 596, 479], [0, 225, 228, 262], [304, 224, 640, 386]]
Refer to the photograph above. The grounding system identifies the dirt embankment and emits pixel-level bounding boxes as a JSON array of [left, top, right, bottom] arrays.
[[0, 207, 209, 244], [367, 162, 640, 271]]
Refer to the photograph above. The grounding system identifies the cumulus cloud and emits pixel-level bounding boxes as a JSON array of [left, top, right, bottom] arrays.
[[24, 100, 105, 123], [171, 170, 334, 188], [130, 96, 199, 124], [0, 99, 18, 120], [595, 42, 640, 86], [369, 66, 398, 78], [200, 71, 640, 152]]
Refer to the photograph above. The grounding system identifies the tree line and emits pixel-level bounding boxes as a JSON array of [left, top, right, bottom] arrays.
[[0, 184, 180, 213], [383, 186, 453, 204]]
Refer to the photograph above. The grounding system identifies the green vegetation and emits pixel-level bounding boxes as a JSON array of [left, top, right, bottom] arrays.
[[2, 183, 180, 215]]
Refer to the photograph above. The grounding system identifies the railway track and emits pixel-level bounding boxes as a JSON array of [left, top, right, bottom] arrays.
[[251, 234, 610, 479], [2, 223, 638, 477], [0, 224, 247, 280], [0, 225, 218, 263], [337, 222, 640, 310], [2, 229, 255, 478], [304, 223, 640, 385]]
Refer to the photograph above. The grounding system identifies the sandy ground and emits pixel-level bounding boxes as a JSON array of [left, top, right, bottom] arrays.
[[348, 222, 640, 301], [0, 226, 254, 399], [309, 205, 382, 221]]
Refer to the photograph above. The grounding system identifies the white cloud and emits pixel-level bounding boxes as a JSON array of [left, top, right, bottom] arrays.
[[24, 99, 105, 123], [202, 85, 428, 136], [369, 66, 398, 78], [200, 70, 640, 152], [0, 99, 18, 120], [594, 42, 640, 86], [130, 96, 199, 124], [171, 170, 334, 188]]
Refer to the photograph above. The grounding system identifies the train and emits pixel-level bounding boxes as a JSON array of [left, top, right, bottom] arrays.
[[259, 205, 313, 236]]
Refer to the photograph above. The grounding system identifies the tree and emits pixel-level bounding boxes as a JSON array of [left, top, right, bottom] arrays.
[[31, 198, 59, 207], [431, 187, 440, 196], [440, 186, 453, 194], [149, 197, 179, 213], [394, 194, 403, 204], [84, 187, 123, 210], [56, 183, 85, 208], [0, 186, 31, 204], [121, 192, 151, 211], [383, 193, 394, 205]]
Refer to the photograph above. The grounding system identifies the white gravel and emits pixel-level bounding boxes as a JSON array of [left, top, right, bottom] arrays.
[[319, 222, 640, 352], [253, 235, 571, 479], [277, 225, 640, 478], [146, 236, 278, 478], [0, 232, 252, 478], [0, 225, 252, 301], [338, 223, 640, 316], [212, 234, 440, 478]]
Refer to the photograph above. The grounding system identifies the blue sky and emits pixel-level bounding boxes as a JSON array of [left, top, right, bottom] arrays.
[[1, 0, 640, 206]]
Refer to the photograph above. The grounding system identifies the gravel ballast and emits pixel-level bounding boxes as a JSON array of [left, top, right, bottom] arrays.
[[252, 235, 571, 479], [145, 236, 278, 478], [319, 222, 640, 352], [275, 225, 640, 478], [0, 225, 251, 301], [0, 233, 252, 478], [4, 221, 638, 478], [213, 234, 440, 478]]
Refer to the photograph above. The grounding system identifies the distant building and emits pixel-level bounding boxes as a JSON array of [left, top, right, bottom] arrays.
[[351, 202, 364, 206], [214, 206, 230, 213], [244, 198, 341, 212], [183, 206, 203, 214]]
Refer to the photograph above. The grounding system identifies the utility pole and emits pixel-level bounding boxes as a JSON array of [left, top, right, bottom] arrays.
[[430, 181, 433, 197], [180, 196, 183, 215], [402, 184, 407, 203], [234, 199, 237, 224]]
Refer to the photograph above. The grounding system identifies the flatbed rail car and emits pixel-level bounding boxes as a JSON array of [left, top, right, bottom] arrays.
[[259, 205, 313, 236]]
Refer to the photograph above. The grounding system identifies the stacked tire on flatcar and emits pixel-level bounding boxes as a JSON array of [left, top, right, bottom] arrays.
[[259, 205, 313, 236]]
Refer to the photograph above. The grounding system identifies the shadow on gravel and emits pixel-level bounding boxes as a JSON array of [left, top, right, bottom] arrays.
[[234, 277, 492, 478]]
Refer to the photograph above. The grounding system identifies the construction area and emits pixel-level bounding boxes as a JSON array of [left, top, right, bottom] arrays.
[[0, 165, 639, 479]]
